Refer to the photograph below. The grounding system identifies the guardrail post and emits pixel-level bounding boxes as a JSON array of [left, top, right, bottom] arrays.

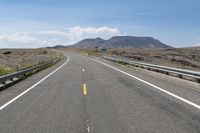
[[195, 78, 200, 83], [178, 74, 183, 79]]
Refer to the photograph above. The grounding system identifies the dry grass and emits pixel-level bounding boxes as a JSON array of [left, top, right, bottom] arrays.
[[0, 48, 60, 76], [106, 48, 200, 71], [61, 47, 200, 71]]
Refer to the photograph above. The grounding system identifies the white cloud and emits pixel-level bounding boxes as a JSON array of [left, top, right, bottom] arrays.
[[39, 26, 124, 44], [195, 42, 200, 46], [38, 30, 69, 36], [192, 37, 200, 46], [0, 26, 124, 48], [68, 26, 123, 41], [0, 33, 39, 44], [0, 32, 47, 48]]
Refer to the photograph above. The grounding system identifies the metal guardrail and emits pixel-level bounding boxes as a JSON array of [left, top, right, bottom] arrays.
[[0, 57, 63, 85], [103, 56, 200, 83]]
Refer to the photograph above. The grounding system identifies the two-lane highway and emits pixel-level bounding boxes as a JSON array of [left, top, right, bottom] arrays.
[[0, 53, 200, 133]]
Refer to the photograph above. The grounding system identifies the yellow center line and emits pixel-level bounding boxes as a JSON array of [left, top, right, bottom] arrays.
[[83, 83, 87, 95]]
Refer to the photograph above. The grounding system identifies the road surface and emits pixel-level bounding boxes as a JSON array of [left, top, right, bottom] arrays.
[[0, 53, 200, 133]]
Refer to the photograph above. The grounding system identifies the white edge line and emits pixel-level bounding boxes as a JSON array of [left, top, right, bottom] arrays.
[[0, 56, 69, 111], [88, 57, 200, 110]]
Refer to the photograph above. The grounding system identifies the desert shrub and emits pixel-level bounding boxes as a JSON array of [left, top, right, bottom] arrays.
[[0, 67, 16, 76], [43, 51, 48, 54], [3, 51, 12, 55]]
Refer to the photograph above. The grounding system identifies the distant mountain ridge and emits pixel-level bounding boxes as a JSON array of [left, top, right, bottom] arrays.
[[71, 36, 172, 48], [46, 45, 67, 49], [71, 38, 106, 48]]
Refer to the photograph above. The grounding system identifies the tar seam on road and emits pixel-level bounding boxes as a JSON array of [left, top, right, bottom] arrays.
[[0, 56, 70, 111], [88, 57, 200, 110]]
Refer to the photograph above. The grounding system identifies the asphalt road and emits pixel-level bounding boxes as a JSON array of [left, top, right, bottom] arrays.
[[0, 53, 200, 133]]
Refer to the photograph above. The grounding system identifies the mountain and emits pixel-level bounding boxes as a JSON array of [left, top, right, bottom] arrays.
[[72, 36, 172, 48], [47, 45, 66, 49], [71, 38, 106, 48]]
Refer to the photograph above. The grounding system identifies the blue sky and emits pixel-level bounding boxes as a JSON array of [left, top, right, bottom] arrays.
[[0, 0, 200, 48]]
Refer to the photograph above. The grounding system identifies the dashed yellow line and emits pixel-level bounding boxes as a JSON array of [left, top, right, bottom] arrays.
[[83, 83, 87, 95]]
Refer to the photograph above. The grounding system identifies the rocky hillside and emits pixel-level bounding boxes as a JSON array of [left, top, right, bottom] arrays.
[[72, 36, 172, 48]]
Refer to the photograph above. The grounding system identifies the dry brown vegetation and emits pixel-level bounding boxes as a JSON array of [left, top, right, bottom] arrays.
[[61, 47, 200, 71], [106, 47, 200, 71], [0, 48, 60, 76]]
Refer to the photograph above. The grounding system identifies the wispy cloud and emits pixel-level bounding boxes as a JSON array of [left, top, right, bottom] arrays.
[[68, 26, 123, 40], [38, 30, 69, 36], [196, 37, 200, 41], [0, 32, 39, 44], [39, 26, 124, 42], [193, 37, 200, 46], [0, 26, 124, 48], [0, 32, 48, 48]]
